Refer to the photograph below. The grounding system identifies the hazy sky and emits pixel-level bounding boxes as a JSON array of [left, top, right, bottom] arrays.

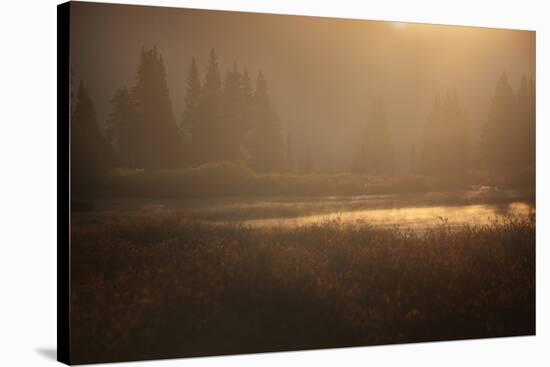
[[70, 1, 535, 173]]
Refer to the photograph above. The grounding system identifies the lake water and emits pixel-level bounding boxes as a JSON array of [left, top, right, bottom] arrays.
[[87, 189, 535, 229], [239, 202, 533, 228]]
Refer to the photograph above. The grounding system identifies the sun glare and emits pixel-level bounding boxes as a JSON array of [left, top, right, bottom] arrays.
[[393, 21, 408, 28]]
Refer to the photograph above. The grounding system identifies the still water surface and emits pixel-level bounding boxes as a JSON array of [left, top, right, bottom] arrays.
[[90, 190, 535, 229], [238, 202, 533, 228]]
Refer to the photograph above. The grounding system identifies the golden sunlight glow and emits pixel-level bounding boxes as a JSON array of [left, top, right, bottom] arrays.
[[239, 202, 533, 229], [392, 22, 408, 29]]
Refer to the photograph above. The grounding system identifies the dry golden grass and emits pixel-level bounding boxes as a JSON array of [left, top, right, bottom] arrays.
[[70, 212, 535, 364]]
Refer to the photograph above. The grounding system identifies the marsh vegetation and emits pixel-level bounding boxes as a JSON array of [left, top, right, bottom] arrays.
[[71, 212, 535, 363]]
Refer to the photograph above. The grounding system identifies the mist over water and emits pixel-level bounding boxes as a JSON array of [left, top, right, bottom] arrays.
[[239, 201, 533, 229], [80, 190, 534, 230]]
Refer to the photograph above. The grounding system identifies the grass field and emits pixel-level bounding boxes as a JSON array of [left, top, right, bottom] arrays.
[[70, 211, 535, 364]]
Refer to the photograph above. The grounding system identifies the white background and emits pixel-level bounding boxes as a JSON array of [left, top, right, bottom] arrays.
[[0, 0, 548, 365]]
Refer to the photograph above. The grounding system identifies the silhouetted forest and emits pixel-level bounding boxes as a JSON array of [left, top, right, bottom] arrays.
[[73, 47, 284, 175], [71, 46, 535, 196], [71, 81, 116, 174]]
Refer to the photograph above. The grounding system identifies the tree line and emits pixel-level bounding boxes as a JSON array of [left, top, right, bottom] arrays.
[[70, 46, 535, 177], [71, 47, 285, 174], [180, 50, 284, 171], [351, 71, 535, 176]]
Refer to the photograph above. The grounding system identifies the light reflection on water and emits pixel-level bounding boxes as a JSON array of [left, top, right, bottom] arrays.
[[87, 191, 535, 230], [237, 202, 534, 229]]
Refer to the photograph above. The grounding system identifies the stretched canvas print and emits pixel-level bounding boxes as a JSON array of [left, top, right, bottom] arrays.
[[58, 1, 536, 364]]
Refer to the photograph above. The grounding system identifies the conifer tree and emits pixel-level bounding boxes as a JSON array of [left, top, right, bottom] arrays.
[[303, 144, 313, 174], [418, 95, 443, 174], [71, 80, 114, 173], [247, 72, 284, 172], [193, 49, 223, 163], [418, 89, 470, 175], [221, 62, 245, 160], [352, 98, 394, 175], [285, 128, 294, 172], [480, 71, 518, 171], [240, 66, 253, 147], [106, 88, 138, 168], [516, 74, 536, 169], [181, 57, 201, 161], [131, 46, 182, 169], [241, 67, 253, 104], [442, 89, 470, 171]]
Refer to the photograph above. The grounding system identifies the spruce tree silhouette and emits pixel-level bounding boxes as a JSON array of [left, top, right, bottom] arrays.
[[71, 80, 114, 174], [130, 46, 182, 169], [107, 88, 139, 168], [285, 128, 294, 173], [239, 66, 254, 158], [182, 53, 284, 170], [222, 62, 245, 160], [516, 74, 536, 169], [241, 67, 253, 103], [182, 57, 202, 163], [303, 144, 313, 174], [418, 89, 470, 175], [193, 49, 223, 163], [352, 98, 394, 175], [480, 71, 519, 172], [247, 72, 284, 172]]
